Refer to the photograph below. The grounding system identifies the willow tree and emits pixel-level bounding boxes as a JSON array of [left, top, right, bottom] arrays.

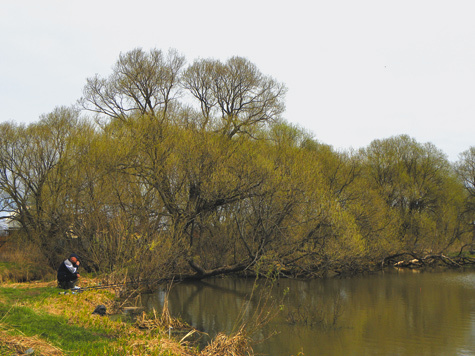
[[183, 56, 287, 137], [253, 123, 366, 275], [362, 135, 466, 254], [80, 48, 185, 123], [76, 49, 369, 278], [456, 147, 475, 246], [0, 107, 91, 264], [103, 114, 277, 278]]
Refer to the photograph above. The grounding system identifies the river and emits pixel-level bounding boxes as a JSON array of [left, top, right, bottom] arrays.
[[139, 268, 475, 355]]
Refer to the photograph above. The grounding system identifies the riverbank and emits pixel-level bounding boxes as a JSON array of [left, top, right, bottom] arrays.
[[0, 280, 184, 355], [0, 279, 258, 355]]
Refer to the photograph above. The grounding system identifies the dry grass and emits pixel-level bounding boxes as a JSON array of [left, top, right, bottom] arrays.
[[135, 282, 191, 333], [135, 292, 205, 353], [135, 307, 189, 331], [6, 280, 57, 289], [0, 239, 55, 283], [200, 326, 253, 356], [121, 337, 196, 356], [0, 327, 63, 356]]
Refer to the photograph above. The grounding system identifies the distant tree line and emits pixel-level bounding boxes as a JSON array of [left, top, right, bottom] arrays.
[[1, 48, 474, 281]]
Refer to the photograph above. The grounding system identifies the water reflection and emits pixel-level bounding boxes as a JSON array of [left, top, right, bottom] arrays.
[[140, 269, 475, 355]]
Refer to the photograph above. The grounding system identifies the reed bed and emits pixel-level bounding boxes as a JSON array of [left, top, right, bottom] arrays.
[[200, 326, 253, 356]]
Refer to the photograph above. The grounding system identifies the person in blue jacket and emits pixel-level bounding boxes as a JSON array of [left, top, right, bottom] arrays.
[[57, 253, 81, 289]]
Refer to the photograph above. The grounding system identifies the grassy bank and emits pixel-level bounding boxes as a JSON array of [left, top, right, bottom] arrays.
[[0, 277, 260, 356], [0, 280, 193, 355]]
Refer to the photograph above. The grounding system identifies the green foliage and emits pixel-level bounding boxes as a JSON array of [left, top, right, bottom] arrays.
[[361, 135, 467, 254], [456, 147, 475, 224]]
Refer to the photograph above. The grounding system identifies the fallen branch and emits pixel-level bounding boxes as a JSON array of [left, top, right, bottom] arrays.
[[393, 252, 474, 268]]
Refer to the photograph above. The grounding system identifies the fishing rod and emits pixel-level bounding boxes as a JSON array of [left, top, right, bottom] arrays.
[[58, 280, 164, 294], [75, 277, 174, 291], [58, 282, 139, 295]]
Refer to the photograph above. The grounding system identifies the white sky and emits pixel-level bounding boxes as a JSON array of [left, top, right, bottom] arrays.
[[1, 0, 474, 162]]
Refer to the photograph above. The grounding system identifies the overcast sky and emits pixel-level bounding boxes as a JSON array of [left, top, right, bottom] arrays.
[[1, 1, 474, 162]]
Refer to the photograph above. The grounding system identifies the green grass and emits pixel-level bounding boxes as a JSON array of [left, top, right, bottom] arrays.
[[0, 286, 58, 304], [0, 286, 126, 355], [0, 304, 113, 353]]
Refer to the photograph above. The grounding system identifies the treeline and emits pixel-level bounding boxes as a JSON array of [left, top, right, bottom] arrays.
[[1, 48, 474, 281]]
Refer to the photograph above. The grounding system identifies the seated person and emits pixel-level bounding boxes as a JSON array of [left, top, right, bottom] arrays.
[[57, 253, 81, 289]]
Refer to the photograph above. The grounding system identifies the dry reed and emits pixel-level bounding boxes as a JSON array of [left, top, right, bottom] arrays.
[[199, 325, 253, 356], [136, 281, 190, 332], [135, 298, 190, 331]]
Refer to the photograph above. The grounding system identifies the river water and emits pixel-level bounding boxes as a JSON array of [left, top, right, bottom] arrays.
[[140, 268, 475, 355]]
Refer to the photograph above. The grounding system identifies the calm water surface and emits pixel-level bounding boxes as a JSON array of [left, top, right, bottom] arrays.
[[140, 269, 475, 355]]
